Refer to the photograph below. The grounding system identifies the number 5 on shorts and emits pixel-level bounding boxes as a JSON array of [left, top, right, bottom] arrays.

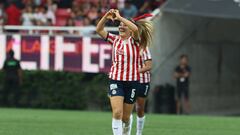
[[131, 89, 136, 98]]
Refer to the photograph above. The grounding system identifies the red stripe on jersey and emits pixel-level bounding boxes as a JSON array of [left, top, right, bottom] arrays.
[[131, 42, 135, 81], [126, 41, 130, 81], [141, 58, 146, 82], [119, 42, 124, 80]]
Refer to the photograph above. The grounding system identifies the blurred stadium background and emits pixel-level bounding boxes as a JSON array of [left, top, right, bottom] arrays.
[[0, 0, 240, 135]]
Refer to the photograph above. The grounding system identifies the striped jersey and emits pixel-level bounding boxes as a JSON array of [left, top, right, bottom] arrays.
[[106, 33, 140, 81], [139, 47, 152, 83]]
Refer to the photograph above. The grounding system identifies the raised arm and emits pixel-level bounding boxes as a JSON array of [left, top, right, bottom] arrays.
[[113, 10, 139, 40], [96, 9, 115, 39]]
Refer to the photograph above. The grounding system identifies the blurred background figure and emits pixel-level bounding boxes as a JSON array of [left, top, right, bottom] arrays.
[[174, 54, 191, 114], [120, 0, 137, 18], [33, 6, 47, 26], [1, 49, 22, 107], [5, 1, 21, 32], [21, 5, 35, 26]]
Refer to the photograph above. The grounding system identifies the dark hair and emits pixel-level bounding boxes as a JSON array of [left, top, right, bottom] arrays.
[[180, 54, 188, 59], [9, 49, 14, 58]]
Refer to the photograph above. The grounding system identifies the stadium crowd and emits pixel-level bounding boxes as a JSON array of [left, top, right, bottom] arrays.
[[0, 0, 166, 27]]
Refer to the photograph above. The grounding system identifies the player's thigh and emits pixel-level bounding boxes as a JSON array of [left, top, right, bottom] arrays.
[[109, 80, 125, 117]]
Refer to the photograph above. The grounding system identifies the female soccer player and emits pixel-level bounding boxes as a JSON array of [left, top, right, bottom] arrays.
[[96, 9, 153, 135], [135, 47, 152, 135]]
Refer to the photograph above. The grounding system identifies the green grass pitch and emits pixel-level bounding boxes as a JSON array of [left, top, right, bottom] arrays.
[[0, 108, 239, 135]]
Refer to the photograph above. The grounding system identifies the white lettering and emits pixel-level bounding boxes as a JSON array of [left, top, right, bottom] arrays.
[[40, 35, 50, 70], [55, 36, 76, 70], [82, 37, 99, 73], [99, 44, 111, 69]]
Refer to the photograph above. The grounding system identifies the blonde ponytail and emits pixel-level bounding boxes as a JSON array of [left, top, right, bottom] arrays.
[[135, 20, 153, 49]]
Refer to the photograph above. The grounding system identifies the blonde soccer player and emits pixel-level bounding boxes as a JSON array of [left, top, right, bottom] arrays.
[[96, 9, 153, 135]]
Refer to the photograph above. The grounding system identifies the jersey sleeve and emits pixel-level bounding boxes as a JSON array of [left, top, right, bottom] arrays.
[[143, 47, 152, 61], [105, 32, 118, 44]]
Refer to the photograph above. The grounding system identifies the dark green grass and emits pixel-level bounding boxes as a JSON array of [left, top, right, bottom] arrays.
[[0, 108, 239, 135]]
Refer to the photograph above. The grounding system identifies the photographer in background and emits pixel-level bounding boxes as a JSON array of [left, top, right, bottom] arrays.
[[174, 54, 191, 114], [2, 49, 22, 107]]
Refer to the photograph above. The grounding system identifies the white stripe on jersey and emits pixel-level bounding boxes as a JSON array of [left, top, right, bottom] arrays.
[[122, 39, 128, 81]]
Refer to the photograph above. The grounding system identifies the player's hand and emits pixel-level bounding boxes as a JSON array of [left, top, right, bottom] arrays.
[[104, 9, 115, 21], [112, 10, 121, 20]]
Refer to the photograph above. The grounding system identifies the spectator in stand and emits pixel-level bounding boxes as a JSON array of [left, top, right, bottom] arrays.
[[72, 2, 84, 21], [33, 0, 42, 6], [21, 0, 34, 7], [79, 16, 94, 36], [44, 6, 56, 25], [21, 5, 35, 26], [118, 0, 125, 9], [65, 17, 76, 34], [82, 2, 91, 16], [92, 10, 102, 26], [5, 1, 21, 26], [87, 4, 99, 21], [132, 0, 145, 11], [11, 0, 25, 9], [34, 6, 47, 26], [66, 17, 75, 26], [120, 0, 137, 19], [46, 0, 57, 12], [75, 8, 85, 21]]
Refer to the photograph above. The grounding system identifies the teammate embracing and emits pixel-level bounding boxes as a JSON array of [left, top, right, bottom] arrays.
[[96, 9, 153, 135]]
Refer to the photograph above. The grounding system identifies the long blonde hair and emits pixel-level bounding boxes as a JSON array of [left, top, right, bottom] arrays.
[[135, 20, 153, 49]]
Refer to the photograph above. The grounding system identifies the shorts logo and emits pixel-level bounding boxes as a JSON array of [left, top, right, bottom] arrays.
[[112, 90, 117, 95], [110, 84, 118, 90]]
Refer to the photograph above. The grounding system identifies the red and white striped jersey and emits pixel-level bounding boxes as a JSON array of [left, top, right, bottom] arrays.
[[106, 33, 140, 81], [139, 47, 152, 83]]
